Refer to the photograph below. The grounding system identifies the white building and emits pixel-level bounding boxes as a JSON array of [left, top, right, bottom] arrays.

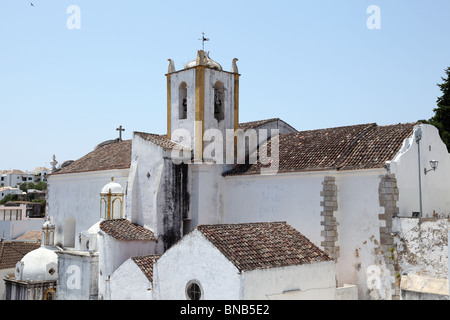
[[0, 170, 34, 188], [30, 167, 51, 183], [110, 222, 342, 300], [7, 50, 449, 300], [0, 187, 23, 201]]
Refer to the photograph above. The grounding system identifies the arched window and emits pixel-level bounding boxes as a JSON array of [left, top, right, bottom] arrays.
[[213, 81, 225, 121], [179, 82, 187, 120]]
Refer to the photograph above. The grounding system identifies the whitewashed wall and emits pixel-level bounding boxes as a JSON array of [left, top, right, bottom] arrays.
[[169, 68, 196, 148], [97, 231, 156, 300], [223, 172, 327, 250], [109, 258, 152, 300], [223, 169, 392, 300], [48, 169, 128, 248], [389, 124, 450, 218], [242, 261, 336, 300], [56, 251, 98, 300], [190, 163, 231, 229], [334, 169, 390, 300], [153, 230, 241, 300], [128, 134, 165, 231]]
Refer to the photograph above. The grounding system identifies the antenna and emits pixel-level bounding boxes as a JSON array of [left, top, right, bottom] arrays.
[[198, 32, 210, 51]]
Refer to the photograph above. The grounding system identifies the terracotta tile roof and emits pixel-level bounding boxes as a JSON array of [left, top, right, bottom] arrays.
[[135, 132, 183, 150], [226, 122, 417, 175], [196, 222, 332, 272], [131, 255, 161, 282], [15, 231, 42, 241], [0, 241, 41, 269], [52, 139, 132, 175], [0, 170, 27, 175], [239, 118, 282, 131], [99, 219, 157, 241]]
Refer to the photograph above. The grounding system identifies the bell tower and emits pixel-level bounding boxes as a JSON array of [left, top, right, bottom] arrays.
[[166, 50, 240, 162]]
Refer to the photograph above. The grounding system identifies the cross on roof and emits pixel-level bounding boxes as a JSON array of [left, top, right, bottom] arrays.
[[198, 32, 209, 51], [116, 125, 125, 141]]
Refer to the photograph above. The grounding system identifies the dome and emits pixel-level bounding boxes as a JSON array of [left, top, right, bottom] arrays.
[[16, 247, 59, 281], [101, 177, 124, 194], [184, 50, 223, 70]]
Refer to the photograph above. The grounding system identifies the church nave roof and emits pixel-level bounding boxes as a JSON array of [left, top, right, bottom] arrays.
[[226, 122, 417, 175]]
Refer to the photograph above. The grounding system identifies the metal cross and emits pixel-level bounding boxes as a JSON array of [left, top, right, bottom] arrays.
[[116, 125, 125, 141], [198, 32, 209, 51]]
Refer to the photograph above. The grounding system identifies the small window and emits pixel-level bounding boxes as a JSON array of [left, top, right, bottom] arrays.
[[179, 82, 187, 120], [213, 81, 225, 121], [186, 280, 203, 300]]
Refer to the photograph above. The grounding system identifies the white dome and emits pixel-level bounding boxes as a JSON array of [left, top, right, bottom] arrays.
[[101, 178, 123, 194], [16, 247, 59, 281]]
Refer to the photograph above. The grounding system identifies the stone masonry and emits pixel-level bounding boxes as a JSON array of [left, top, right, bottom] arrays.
[[320, 176, 339, 260], [378, 173, 400, 300]]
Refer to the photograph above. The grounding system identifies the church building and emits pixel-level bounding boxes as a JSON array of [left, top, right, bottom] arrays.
[[5, 49, 450, 300]]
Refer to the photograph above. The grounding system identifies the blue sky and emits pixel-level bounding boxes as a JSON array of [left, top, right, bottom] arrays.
[[1, 0, 450, 171]]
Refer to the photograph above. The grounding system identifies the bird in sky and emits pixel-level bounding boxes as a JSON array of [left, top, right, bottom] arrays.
[[30, 2, 34, 6]]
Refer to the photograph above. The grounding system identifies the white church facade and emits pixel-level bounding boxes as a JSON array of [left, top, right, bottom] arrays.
[[5, 50, 450, 300]]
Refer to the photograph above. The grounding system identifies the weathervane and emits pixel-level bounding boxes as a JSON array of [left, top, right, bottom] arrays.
[[198, 32, 210, 51]]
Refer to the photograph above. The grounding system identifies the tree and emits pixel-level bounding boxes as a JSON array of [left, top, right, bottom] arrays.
[[421, 67, 450, 151], [35, 181, 47, 191]]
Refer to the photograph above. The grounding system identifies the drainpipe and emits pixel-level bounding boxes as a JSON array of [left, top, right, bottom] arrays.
[[415, 127, 423, 218]]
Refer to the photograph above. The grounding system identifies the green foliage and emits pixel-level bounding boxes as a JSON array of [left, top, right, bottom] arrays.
[[424, 67, 450, 151], [19, 181, 47, 192], [0, 193, 19, 205], [35, 181, 47, 191]]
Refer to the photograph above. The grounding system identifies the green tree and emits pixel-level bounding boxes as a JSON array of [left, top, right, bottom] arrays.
[[0, 193, 19, 205], [35, 181, 47, 191], [421, 67, 450, 151]]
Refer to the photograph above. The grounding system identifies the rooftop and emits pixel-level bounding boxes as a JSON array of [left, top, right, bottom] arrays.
[[196, 222, 332, 271], [0, 240, 41, 270], [131, 255, 161, 283], [226, 122, 417, 175], [99, 219, 157, 242], [51, 139, 132, 175]]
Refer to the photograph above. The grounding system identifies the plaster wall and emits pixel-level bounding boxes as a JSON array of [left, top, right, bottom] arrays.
[[109, 258, 152, 300], [56, 251, 98, 300], [223, 169, 393, 300], [128, 134, 165, 231], [389, 124, 450, 218], [47, 169, 128, 248], [190, 163, 229, 230], [224, 172, 331, 251], [334, 170, 394, 300], [169, 68, 196, 145], [393, 217, 448, 279], [153, 230, 241, 300], [242, 261, 336, 300], [97, 231, 156, 300]]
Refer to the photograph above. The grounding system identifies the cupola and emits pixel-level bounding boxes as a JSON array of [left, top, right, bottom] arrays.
[[99, 177, 124, 220]]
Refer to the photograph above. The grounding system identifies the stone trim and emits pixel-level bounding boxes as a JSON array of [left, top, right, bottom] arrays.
[[378, 173, 400, 300], [320, 176, 339, 260]]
